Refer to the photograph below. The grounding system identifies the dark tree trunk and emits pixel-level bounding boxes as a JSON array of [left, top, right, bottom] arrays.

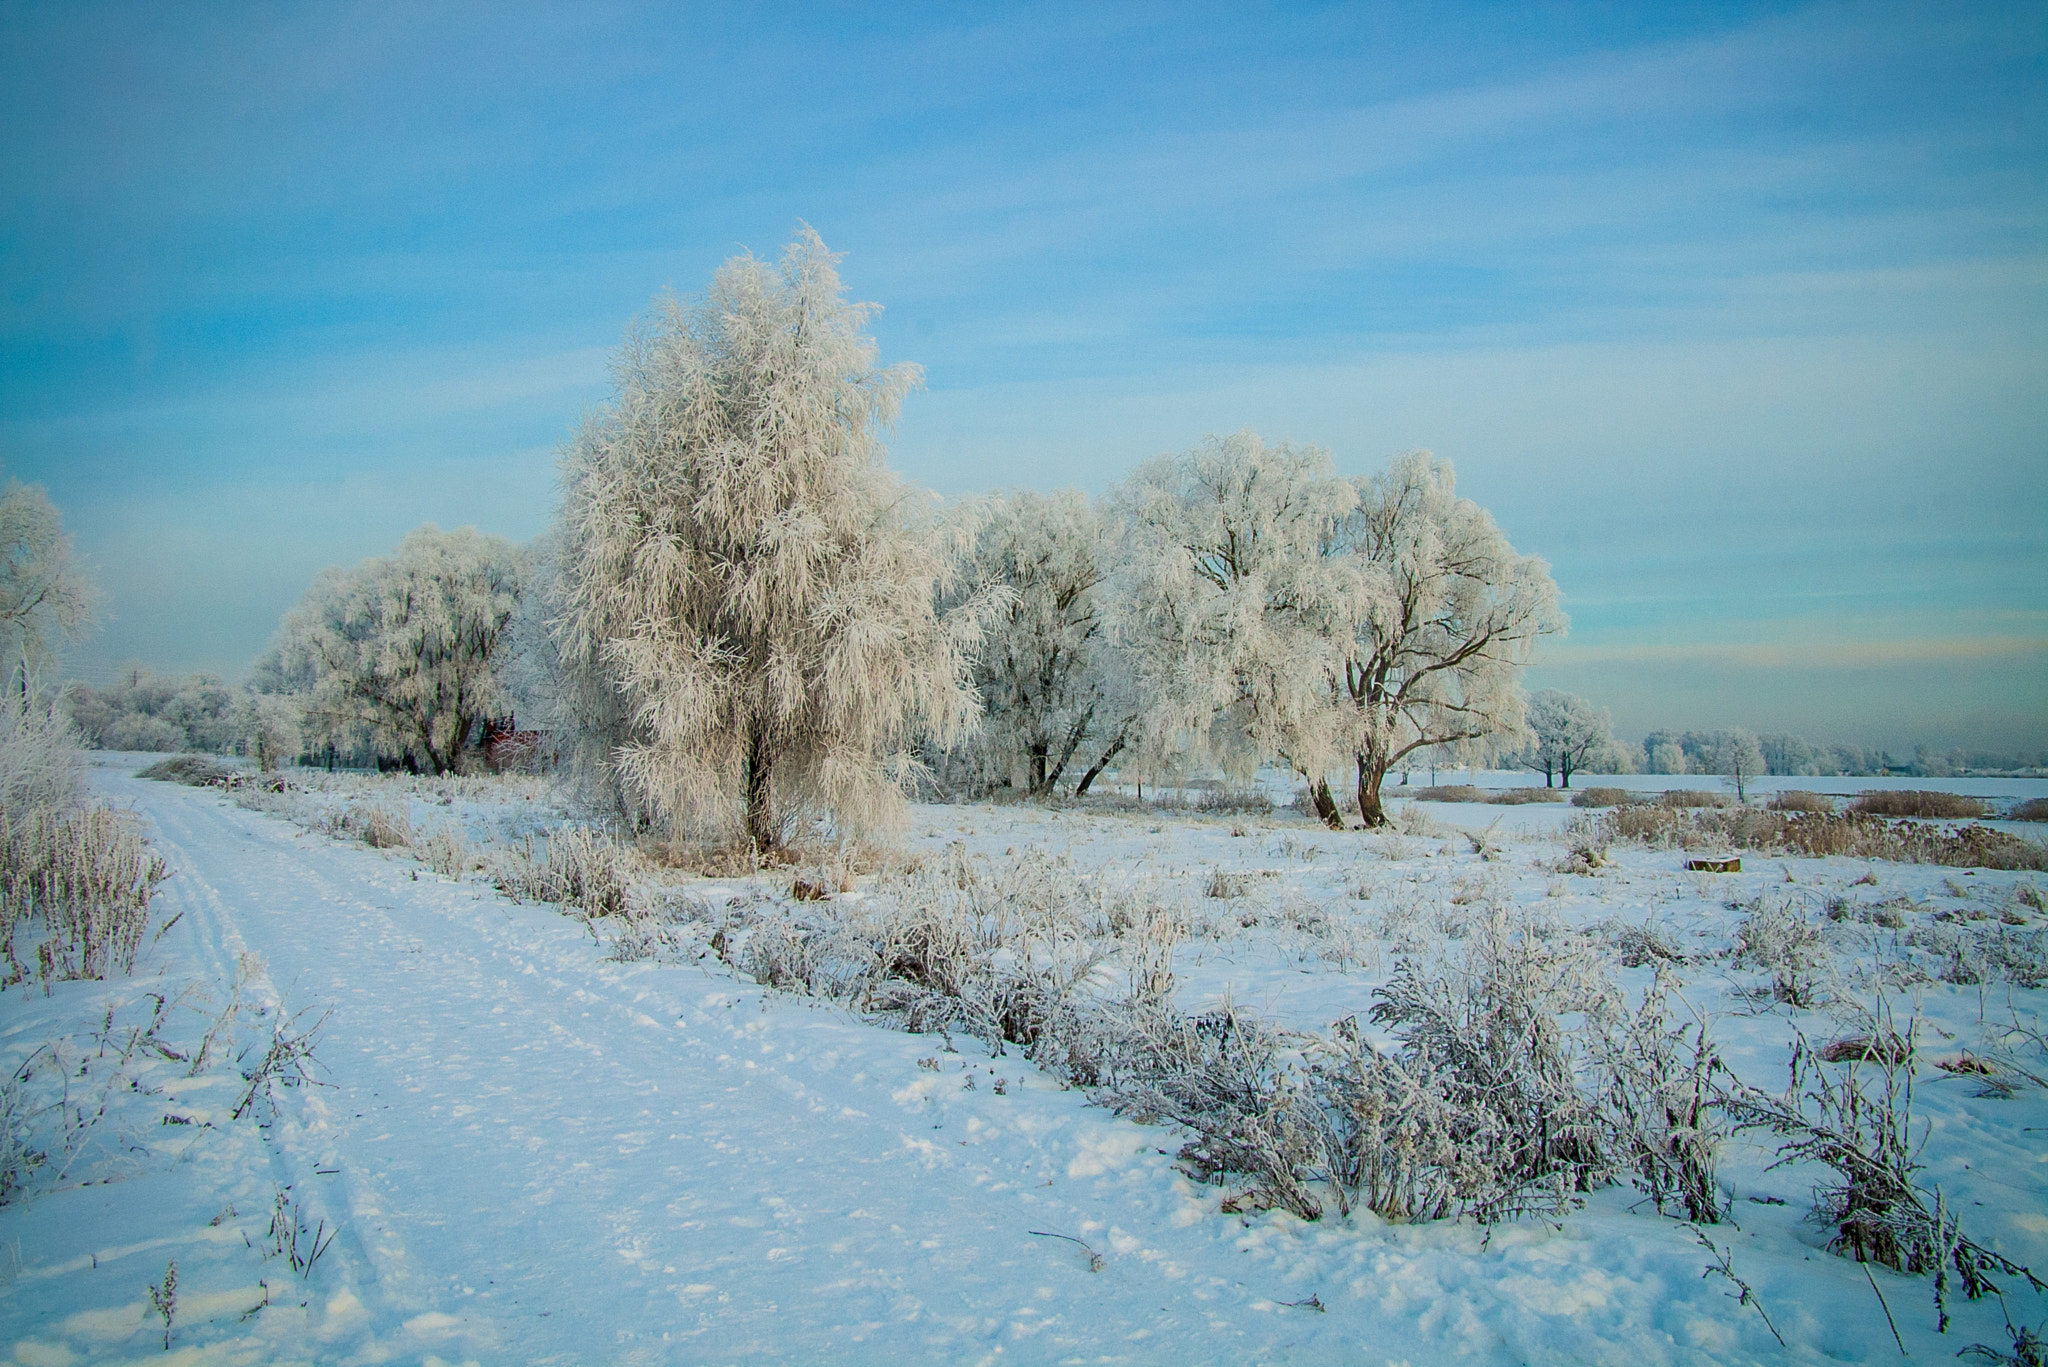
[[1560, 755, 1575, 789], [1041, 706, 1095, 795], [1028, 743, 1048, 794], [1073, 727, 1128, 797], [1356, 751, 1390, 828], [745, 721, 777, 853], [1309, 778, 1344, 830]]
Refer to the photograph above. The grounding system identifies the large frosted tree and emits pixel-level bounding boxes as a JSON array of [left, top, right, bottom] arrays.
[[1110, 439, 1558, 827], [1107, 431, 1371, 825], [267, 524, 525, 774], [1336, 452, 1562, 824], [554, 228, 991, 850]]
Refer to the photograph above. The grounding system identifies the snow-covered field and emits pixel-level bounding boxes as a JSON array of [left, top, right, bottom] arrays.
[[4, 756, 2046, 1365]]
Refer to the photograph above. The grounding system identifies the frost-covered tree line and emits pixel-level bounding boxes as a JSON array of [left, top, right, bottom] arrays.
[[58, 230, 1585, 834]]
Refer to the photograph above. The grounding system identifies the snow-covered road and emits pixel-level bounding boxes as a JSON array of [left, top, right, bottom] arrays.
[[85, 769, 1380, 1364], [10, 761, 1966, 1365]]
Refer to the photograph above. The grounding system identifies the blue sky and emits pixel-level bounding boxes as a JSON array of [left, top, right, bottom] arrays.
[[3, 0, 2043, 749]]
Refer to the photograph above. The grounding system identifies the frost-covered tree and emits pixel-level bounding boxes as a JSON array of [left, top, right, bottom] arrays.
[[267, 525, 525, 774], [1710, 728, 1766, 801], [230, 690, 302, 771], [1759, 732, 1818, 777], [948, 489, 1126, 796], [1107, 431, 1371, 826], [1334, 452, 1563, 825], [1520, 689, 1622, 789], [0, 480, 98, 693], [553, 228, 993, 850], [1109, 437, 1559, 828]]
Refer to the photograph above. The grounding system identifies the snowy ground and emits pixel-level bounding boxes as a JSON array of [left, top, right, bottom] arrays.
[[3, 757, 2046, 1364]]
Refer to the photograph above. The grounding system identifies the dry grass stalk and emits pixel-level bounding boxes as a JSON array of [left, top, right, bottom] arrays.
[[2, 804, 171, 990], [1717, 1024, 2044, 1330]]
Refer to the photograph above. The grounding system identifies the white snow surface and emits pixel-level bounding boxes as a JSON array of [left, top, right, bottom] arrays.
[[3, 756, 2045, 1364]]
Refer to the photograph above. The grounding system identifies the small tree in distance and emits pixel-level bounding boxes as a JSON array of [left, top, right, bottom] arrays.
[[1521, 689, 1622, 789], [554, 227, 996, 851], [949, 489, 1118, 797], [267, 524, 525, 774], [1713, 727, 1766, 801]]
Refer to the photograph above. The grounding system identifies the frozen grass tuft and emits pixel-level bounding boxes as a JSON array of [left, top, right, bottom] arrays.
[[1719, 1016, 2044, 1330]]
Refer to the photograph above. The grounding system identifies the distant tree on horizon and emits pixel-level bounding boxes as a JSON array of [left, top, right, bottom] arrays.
[[264, 524, 525, 776]]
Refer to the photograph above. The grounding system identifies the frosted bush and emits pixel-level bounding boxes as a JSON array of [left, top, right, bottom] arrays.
[[0, 695, 81, 813]]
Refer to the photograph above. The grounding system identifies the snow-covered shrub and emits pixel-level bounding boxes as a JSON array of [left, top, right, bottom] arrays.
[[1593, 970, 1724, 1223], [65, 669, 237, 754], [1365, 913, 1613, 1219], [1591, 804, 2048, 871], [1, 804, 170, 988], [490, 826, 633, 919], [605, 898, 706, 965], [1107, 1001, 1346, 1221], [845, 849, 1114, 1065], [138, 754, 235, 786], [1659, 789, 1732, 809], [717, 847, 1128, 1077], [0, 694, 81, 812], [1110, 911, 1726, 1228], [101, 711, 185, 752], [1768, 790, 1836, 813]]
